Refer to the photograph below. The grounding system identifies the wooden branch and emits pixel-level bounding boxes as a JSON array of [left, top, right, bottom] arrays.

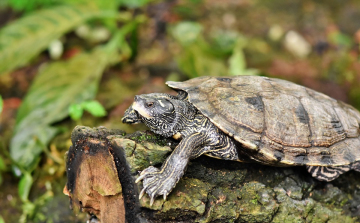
[[64, 126, 360, 223]]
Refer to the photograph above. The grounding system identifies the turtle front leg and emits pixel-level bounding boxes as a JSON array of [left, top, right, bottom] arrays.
[[135, 133, 207, 206]]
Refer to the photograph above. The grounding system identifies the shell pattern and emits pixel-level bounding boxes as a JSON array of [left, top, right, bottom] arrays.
[[167, 76, 360, 167]]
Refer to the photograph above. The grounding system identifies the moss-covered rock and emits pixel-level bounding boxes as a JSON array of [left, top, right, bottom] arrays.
[[311, 184, 349, 206], [110, 136, 172, 173], [197, 186, 241, 222], [272, 186, 315, 222], [237, 182, 279, 223], [160, 178, 210, 218], [115, 130, 360, 222], [69, 127, 360, 222]]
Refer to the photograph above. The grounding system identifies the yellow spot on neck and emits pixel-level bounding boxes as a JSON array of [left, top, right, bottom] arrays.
[[172, 132, 182, 140]]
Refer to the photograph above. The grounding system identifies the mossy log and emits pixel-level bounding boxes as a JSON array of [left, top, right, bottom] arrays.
[[64, 126, 360, 222]]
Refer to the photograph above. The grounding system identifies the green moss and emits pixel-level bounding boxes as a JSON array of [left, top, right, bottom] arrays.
[[112, 137, 172, 173], [306, 203, 337, 222], [272, 187, 315, 223], [198, 187, 242, 222], [311, 184, 348, 206], [128, 131, 170, 147], [237, 182, 279, 223], [111, 138, 136, 157], [272, 186, 356, 223], [277, 177, 303, 200], [107, 130, 359, 222], [153, 178, 211, 219]]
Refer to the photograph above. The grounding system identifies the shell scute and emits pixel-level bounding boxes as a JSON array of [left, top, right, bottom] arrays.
[[300, 96, 346, 147], [261, 93, 311, 147]]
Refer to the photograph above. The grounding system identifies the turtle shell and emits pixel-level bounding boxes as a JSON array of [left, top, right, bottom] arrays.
[[167, 76, 360, 167]]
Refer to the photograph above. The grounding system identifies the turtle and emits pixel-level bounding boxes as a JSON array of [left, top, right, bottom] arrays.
[[122, 75, 360, 206]]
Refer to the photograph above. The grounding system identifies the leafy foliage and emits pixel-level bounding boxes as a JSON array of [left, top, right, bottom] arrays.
[[68, 104, 83, 121], [171, 21, 258, 78], [228, 38, 259, 76], [69, 100, 107, 121], [171, 22, 203, 46], [0, 4, 103, 74], [10, 44, 119, 169], [176, 45, 228, 78], [0, 156, 4, 185], [0, 95, 3, 115], [118, 0, 152, 8], [170, 22, 226, 77], [18, 173, 33, 202], [82, 101, 107, 117], [6, 0, 119, 13], [6, 0, 58, 12]]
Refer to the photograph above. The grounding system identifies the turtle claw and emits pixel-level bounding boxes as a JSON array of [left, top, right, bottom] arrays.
[[139, 187, 146, 200], [135, 174, 146, 183], [135, 166, 175, 205], [150, 194, 155, 207]]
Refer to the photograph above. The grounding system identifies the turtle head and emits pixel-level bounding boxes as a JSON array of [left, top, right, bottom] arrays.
[[122, 92, 196, 137]]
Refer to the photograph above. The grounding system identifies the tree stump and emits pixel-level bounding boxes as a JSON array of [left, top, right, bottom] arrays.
[[64, 126, 360, 222]]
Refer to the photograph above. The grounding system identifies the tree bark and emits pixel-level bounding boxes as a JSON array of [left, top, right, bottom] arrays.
[[64, 126, 360, 223]]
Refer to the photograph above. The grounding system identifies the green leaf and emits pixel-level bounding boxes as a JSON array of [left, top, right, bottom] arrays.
[[10, 45, 117, 169], [0, 215, 4, 223], [176, 44, 227, 78], [69, 104, 84, 121], [11, 126, 59, 170], [170, 22, 203, 46], [228, 45, 246, 75], [60, 0, 120, 11], [210, 30, 239, 56], [82, 100, 107, 117], [331, 32, 352, 49], [19, 173, 33, 202], [0, 95, 3, 115], [228, 38, 258, 76], [0, 4, 103, 74], [0, 156, 4, 185], [118, 0, 151, 8], [10, 21, 138, 169], [8, 0, 57, 13], [0, 156, 5, 171]]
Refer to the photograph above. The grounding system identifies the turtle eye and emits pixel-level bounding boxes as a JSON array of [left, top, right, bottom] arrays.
[[146, 102, 154, 108]]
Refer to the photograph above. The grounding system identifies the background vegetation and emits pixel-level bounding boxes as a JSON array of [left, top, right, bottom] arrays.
[[0, 0, 359, 222]]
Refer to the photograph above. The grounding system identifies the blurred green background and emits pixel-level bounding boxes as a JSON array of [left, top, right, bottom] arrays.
[[0, 0, 359, 222]]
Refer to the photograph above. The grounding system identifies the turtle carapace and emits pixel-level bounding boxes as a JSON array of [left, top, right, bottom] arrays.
[[122, 76, 360, 206]]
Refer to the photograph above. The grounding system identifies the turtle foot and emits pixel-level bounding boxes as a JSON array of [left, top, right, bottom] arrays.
[[135, 166, 176, 206]]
